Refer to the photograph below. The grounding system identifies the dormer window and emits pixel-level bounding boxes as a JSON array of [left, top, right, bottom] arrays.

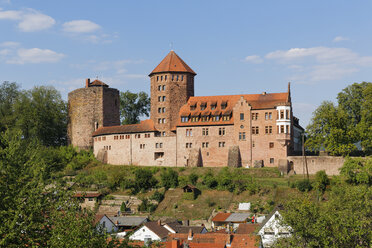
[[181, 116, 189, 122], [212, 115, 220, 121], [191, 116, 199, 122], [222, 115, 230, 121], [201, 116, 209, 122], [221, 101, 227, 109], [200, 102, 207, 110], [190, 103, 196, 111]]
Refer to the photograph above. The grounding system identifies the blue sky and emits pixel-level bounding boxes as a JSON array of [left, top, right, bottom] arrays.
[[1, 0, 371, 127]]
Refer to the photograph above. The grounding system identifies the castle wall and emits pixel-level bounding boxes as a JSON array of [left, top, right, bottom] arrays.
[[288, 156, 344, 175]]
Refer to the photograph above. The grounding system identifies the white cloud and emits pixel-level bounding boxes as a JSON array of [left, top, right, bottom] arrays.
[[244, 55, 263, 64], [0, 8, 55, 31], [7, 48, 65, 64], [18, 11, 55, 32], [0, 41, 20, 47], [333, 36, 349, 42], [62, 20, 101, 33]]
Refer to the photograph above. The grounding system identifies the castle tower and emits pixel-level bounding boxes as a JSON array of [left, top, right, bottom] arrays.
[[149, 51, 196, 135], [68, 79, 120, 150]]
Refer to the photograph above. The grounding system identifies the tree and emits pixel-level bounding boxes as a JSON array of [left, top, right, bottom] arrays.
[[160, 168, 179, 189], [340, 157, 371, 185], [313, 170, 329, 194], [119, 90, 150, 124], [133, 168, 158, 193], [358, 83, 372, 153], [0, 81, 20, 134]]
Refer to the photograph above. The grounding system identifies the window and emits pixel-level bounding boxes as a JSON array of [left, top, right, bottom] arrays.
[[154, 152, 164, 160], [162, 107, 165, 113], [155, 143, 163, 148], [98, 137, 101, 141], [158, 85, 161, 91], [158, 96, 161, 102], [219, 127, 225, 136], [221, 102, 227, 109], [218, 142, 225, 147], [200, 103, 206, 110], [270, 158, 274, 164], [201, 116, 209, 122], [162, 131, 166, 136], [191, 116, 199, 122], [94, 137, 97, 141], [280, 110, 284, 119], [212, 115, 220, 121], [211, 104, 216, 110], [252, 113, 259, 120], [239, 132, 246, 141], [252, 126, 259, 134], [190, 105, 196, 110], [114, 135, 118, 140], [186, 129, 193, 136], [102, 136, 106, 141], [252, 141, 255, 147], [286, 125, 290, 134], [181, 75, 184, 81], [164, 75, 167, 81], [202, 128, 209, 136], [265, 126, 273, 134], [202, 142, 209, 148], [269, 142, 274, 148], [160, 76, 163, 81], [157, 76, 159, 81], [181, 116, 189, 122], [145, 133, 150, 138], [176, 75, 179, 81], [158, 118, 162, 124], [140, 144, 146, 149], [162, 85, 166, 91], [162, 96, 166, 102], [280, 125, 285, 133], [172, 75, 174, 81], [222, 115, 230, 121], [162, 118, 166, 123], [269, 112, 272, 119], [135, 134, 141, 138], [125, 135, 130, 139], [186, 143, 192, 148], [158, 108, 161, 113], [286, 110, 289, 119], [240, 113, 244, 120]]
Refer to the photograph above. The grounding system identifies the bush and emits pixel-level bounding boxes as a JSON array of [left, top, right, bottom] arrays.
[[138, 199, 157, 213], [188, 173, 198, 185], [296, 180, 313, 192], [314, 170, 330, 193], [160, 168, 179, 189], [133, 168, 158, 193], [340, 157, 372, 185], [202, 170, 218, 189], [150, 190, 164, 202]]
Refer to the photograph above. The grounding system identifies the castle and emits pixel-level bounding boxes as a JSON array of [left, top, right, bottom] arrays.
[[68, 51, 304, 167]]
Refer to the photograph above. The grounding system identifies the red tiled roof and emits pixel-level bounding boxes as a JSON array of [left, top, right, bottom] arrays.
[[177, 93, 289, 127], [92, 119, 157, 136], [212, 213, 231, 222], [167, 233, 259, 248], [150, 51, 196, 76], [236, 224, 260, 234], [90, 79, 108, 87]]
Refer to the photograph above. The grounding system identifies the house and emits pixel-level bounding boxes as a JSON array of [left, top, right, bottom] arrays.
[[163, 222, 207, 234], [109, 216, 148, 232], [258, 210, 292, 247], [72, 191, 102, 210], [167, 229, 259, 248], [129, 221, 170, 242], [95, 214, 117, 233], [212, 212, 251, 229]]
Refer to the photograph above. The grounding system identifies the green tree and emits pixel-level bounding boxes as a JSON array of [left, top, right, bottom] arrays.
[[0, 81, 20, 134], [188, 173, 198, 185], [133, 168, 158, 193], [119, 90, 150, 124], [160, 168, 179, 189], [313, 170, 330, 194], [358, 83, 372, 153], [13, 86, 67, 146], [340, 157, 371, 185]]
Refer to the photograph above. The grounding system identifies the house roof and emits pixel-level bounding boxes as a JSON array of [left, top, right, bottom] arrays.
[[144, 221, 170, 239], [212, 213, 231, 222], [182, 184, 198, 190], [94, 214, 115, 226], [167, 233, 259, 248], [177, 93, 289, 127], [92, 119, 157, 136], [109, 216, 148, 227], [150, 50, 196, 76], [225, 213, 251, 222], [236, 224, 260, 234], [89, 79, 108, 87]]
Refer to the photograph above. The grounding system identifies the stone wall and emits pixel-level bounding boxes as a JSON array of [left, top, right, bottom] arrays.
[[68, 85, 119, 150], [287, 156, 345, 175]]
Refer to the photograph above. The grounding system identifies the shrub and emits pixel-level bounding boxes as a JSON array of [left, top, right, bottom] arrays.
[[296, 180, 313, 192], [340, 157, 371, 185], [150, 190, 164, 203], [160, 168, 179, 189], [202, 171, 218, 189], [133, 168, 158, 193], [138, 199, 157, 213], [314, 170, 330, 193], [188, 173, 198, 185]]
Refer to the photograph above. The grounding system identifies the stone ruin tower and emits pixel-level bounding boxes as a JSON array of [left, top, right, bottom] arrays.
[[149, 50, 196, 136], [67, 79, 120, 150]]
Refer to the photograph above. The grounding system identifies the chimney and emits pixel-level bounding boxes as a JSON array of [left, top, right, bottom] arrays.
[[226, 234, 232, 247], [157, 220, 161, 226], [171, 239, 180, 248], [262, 91, 267, 95], [187, 228, 193, 241], [85, 78, 90, 88]]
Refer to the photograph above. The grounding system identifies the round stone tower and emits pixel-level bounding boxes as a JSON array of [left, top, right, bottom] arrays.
[[67, 79, 120, 150], [149, 50, 196, 136]]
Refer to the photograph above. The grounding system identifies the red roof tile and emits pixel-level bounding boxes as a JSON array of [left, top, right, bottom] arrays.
[[177, 92, 289, 127], [150, 51, 196, 76], [92, 119, 157, 136], [89, 79, 108, 87], [236, 224, 260, 234], [212, 213, 231, 222]]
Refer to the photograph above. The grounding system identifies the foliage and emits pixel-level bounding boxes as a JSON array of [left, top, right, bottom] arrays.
[[119, 90, 150, 124], [188, 173, 199, 185], [296, 179, 313, 192], [160, 168, 179, 189], [133, 168, 158, 193], [150, 190, 165, 203], [340, 157, 372, 185], [0, 81, 19, 134], [202, 170, 218, 189], [137, 199, 157, 213], [306, 82, 372, 155], [120, 201, 127, 212], [275, 184, 372, 248], [313, 170, 330, 194]]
